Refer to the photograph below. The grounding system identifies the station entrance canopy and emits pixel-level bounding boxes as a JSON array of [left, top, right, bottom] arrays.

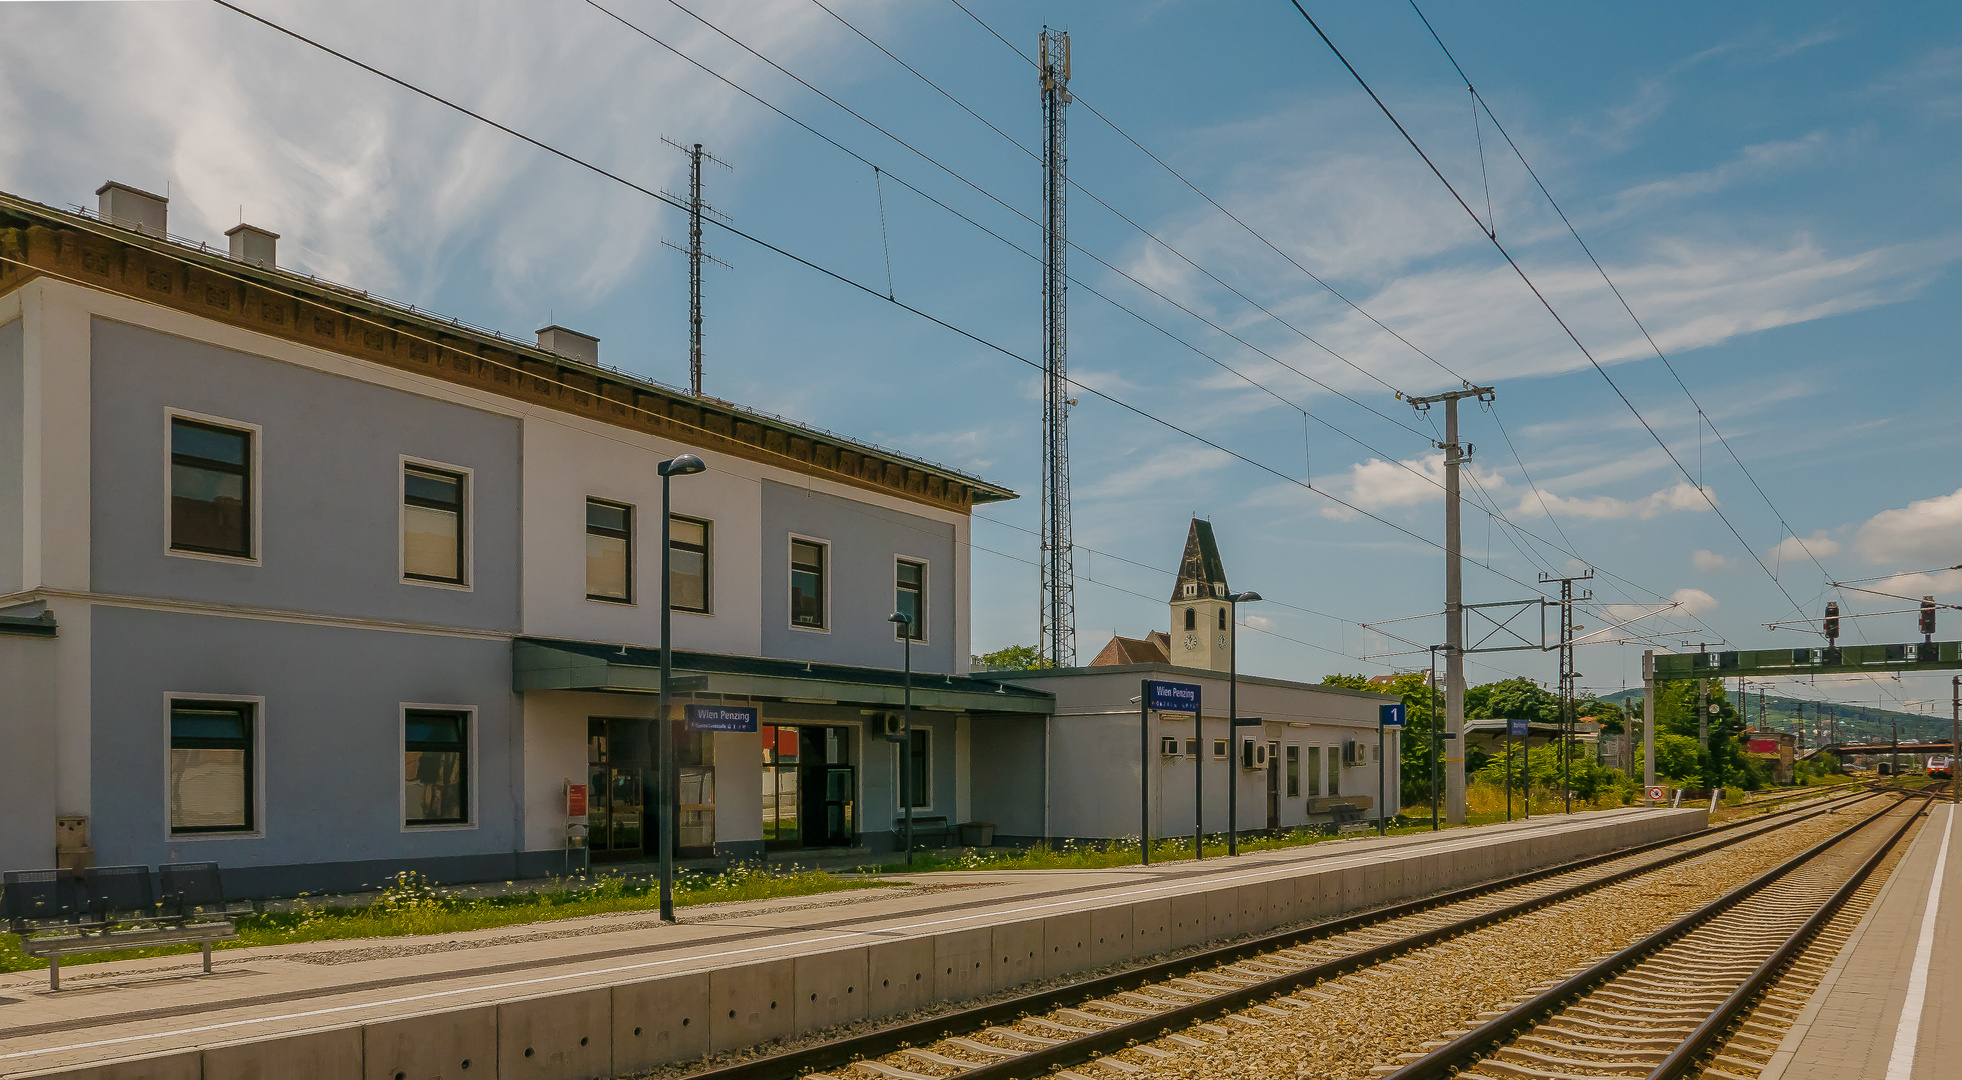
[[1652, 641, 1962, 681], [511, 636, 1054, 714]]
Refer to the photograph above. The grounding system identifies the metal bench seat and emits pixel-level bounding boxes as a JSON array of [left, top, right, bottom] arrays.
[[892, 814, 957, 849], [3, 862, 242, 990]]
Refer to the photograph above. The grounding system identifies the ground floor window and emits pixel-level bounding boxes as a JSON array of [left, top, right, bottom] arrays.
[[586, 717, 715, 860], [1286, 745, 1301, 797], [169, 701, 254, 834], [405, 710, 470, 826], [762, 723, 855, 850], [901, 727, 930, 809], [1307, 745, 1322, 797], [1327, 745, 1341, 796]]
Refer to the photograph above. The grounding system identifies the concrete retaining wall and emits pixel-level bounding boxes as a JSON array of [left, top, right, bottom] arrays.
[[25, 810, 1705, 1080]]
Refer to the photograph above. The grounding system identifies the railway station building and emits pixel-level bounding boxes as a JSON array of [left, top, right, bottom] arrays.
[[0, 180, 1054, 897], [977, 521, 1399, 841]]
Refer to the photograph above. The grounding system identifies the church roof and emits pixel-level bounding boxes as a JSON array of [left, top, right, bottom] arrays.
[[1171, 518, 1229, 600], [1090, 631, 1171, 667]]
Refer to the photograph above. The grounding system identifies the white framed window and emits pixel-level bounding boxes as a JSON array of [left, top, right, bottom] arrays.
[[400, 457, 472, 589], [1327, 745, 1341, 796], [670, 515, 711, 614], [897, 727, 931, 809], [401, 704, 479, 831], [894, 556, 927, 641], [585, 497, 633, 604], [788, 535, 829, 632], [165, 409, 262, 565], [164, 694, 266, 840]]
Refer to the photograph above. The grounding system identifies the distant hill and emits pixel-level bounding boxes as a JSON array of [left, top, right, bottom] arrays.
[[1597, 689, 1952, 747]]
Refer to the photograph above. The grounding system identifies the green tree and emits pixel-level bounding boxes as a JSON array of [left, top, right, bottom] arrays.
[[971, 644, 1051, 671], [1320, 674, 1371, 690]]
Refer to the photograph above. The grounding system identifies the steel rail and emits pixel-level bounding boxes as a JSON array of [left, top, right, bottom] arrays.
[[1381, 791, 1930, 1080], [686, 790, 1885, 1080]]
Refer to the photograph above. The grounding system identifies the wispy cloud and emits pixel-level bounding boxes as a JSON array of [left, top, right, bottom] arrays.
[[1528, 481, 1715, 521], [1853, 487, 1962, 566]]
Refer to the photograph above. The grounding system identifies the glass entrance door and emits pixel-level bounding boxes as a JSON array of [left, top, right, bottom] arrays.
[[588, 719, 645, 861], [763, 723, 856, 850]]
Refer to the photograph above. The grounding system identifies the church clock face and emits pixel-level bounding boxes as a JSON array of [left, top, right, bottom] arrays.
[[1183, 633, 1199, 650]]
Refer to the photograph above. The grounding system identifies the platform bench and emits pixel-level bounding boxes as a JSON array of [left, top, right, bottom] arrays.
[[891, 815, 956, 849], [3, 863, 242, 990]]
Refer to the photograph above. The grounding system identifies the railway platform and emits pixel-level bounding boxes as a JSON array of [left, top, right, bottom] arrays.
[[1762, 799, 1961, 1080], [0, 807, 1705, 1079]]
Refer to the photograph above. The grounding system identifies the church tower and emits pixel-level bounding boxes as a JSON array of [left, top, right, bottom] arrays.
[[1169, 518, 1232, 672]]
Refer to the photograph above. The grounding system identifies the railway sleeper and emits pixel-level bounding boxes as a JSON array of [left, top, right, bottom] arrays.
[[1488, 1045, 1659, 1073]]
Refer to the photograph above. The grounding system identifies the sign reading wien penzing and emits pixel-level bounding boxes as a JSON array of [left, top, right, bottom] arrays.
[[1146, 680, 1201, 714], [1652, 641, 1961, 681], [685, 704, 759, 732]]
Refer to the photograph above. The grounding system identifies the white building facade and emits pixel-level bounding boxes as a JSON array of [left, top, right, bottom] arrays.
[[0, 182, 1048, 896]]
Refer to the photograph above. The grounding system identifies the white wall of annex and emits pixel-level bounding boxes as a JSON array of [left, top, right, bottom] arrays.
[[520, 415, 764, 656]]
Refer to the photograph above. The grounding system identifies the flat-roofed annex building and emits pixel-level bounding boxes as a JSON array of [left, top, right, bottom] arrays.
[[0, 181, 1050, 896]]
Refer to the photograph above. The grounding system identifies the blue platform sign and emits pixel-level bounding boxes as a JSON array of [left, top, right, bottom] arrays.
[[1508, 718, 1531, 738], [1379, 703, 1407, 727], [1145, 680, 1201, 713], [686, 704, 759, 733]]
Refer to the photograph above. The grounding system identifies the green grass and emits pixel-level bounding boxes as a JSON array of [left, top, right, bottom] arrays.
[[0, 864, 886, 974], [867, 820, 1448, 874]]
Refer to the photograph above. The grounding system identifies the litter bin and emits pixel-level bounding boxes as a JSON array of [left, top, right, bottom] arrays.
[[958, 821, 995, 847]]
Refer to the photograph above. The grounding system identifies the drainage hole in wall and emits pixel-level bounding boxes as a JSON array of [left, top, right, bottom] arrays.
[[633, 1027, 643, 1037], [524, 1048, 535, 1058], [847, 986, 854, 993], [461, 1063, 471, 1072], [914, 973, 922, 981], [770, 1001, 778, 1009], [883, 979, 890, 987], [811, 993, 818, 1001], [728, 1010, 737, 1019], [681, 1018, 690, 1027], [580, 1037, 589, 1047], [395, 1073, 407, 1080]]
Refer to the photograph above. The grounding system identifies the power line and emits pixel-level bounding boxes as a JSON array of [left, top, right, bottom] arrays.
[[1285, 0, 1820, 631], [206, 0, 1575, 607]]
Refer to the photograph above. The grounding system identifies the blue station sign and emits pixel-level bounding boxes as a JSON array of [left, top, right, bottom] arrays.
[[1145, 680, 1202, 713], [1508, 718, 1531, 738], [686, 704, 759, 733], [1379, 703, 1407, 727]]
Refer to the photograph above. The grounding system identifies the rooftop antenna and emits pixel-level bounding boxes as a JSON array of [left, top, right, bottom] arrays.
[[661, 138, 732, 397]]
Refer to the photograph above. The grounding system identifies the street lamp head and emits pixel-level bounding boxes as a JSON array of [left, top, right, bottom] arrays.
[[1229, 590, 1262, 604], [658, 454, 707, 477], [888, 612, 912, 627]]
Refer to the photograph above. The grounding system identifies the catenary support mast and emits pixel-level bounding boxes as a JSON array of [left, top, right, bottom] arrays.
[[1038, 29, 1076, 668], [1408, 385, 1494, 824]]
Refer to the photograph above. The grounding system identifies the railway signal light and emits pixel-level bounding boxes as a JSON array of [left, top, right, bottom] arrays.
[[1921, 596, 1936, 639], [1823, 601, 1840, 644]]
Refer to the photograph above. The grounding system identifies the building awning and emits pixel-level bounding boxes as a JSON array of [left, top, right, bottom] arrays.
[[512, 636, 1055, 714]]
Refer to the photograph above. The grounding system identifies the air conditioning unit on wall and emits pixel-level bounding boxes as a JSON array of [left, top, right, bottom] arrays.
[[1342, 739, 1365, 766], [880, 714, 903, 740], [1241, 739, 1270, 770], [1160, 736, 1182, 757]]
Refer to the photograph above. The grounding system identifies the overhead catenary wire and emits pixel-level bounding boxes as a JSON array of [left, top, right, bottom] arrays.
[[200, 0, 1580, 618]]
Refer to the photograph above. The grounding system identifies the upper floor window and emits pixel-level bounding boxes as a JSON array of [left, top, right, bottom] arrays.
[[170, 418, 252, 558], [404, 709, 470, 826], [1183, 608, 1196, 631], [895, 559, 926, 640], [403, 463, 466, 585], [169, 700, 255, 835], [585, 498, 632, 603], [1218, 608, 1227, 630], [670, 515, 710, 613], [790, 538, 827, 630]]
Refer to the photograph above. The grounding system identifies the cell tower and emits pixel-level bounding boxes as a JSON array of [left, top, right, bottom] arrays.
[[1039, 28, 1076, 668], [661, 138, 731, 397]]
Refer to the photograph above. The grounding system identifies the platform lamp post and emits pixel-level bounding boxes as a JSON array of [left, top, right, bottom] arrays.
[[1225, 590, 1262, 857], [655, 453, 705, 923], [889, 612, 916, 867]]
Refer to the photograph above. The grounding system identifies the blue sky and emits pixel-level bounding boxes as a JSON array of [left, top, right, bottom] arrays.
[[5, 1, 1958, 716]]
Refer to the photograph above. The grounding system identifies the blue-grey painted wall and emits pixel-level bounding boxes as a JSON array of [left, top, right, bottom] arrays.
[[853, 711, 959, 849], [0, 318, 21, 595], [90, 606, 520, 896], [970, 715, 1047, 840], [759, 479, 956, 672], [90, 319, 520, 631]]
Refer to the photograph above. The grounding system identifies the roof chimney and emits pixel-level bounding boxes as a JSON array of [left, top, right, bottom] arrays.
[[536, 325, 599, 364], [95, 181, 168, 238], [225, 223, 279, 269]]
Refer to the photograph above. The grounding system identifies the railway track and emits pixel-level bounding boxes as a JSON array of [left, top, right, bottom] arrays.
[[670, 788, 1896, 1080], [1381, 790, 1935, 1080]]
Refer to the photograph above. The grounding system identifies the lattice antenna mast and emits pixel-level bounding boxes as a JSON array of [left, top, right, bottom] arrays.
[[1038, 29, 1076, 668], [661, 138, 732, 397]]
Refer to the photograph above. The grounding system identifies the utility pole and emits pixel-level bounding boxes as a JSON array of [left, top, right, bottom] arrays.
[[1950, 675, 1958, 803], [1038, 28, 1076, 669], [1542, 570, 1592, 814], [1408, 385, 1495, 825], [660, 139, 730, 397]]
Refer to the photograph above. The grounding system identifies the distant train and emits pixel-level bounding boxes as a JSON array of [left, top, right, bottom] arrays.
[[1931, 755, 1954, 780]]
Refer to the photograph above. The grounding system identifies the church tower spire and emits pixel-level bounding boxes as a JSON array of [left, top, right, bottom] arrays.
[[1169, 518, 1232, 671]]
